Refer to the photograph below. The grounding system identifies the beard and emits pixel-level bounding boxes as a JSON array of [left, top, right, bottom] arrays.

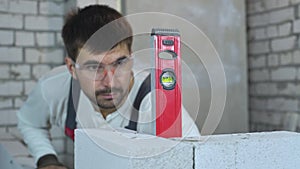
[[95, 87, 126, 109]]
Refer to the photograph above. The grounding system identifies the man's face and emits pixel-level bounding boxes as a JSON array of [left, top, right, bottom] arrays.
[[75, 44, 133, 111]]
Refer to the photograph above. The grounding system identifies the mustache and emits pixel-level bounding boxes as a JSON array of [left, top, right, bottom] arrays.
[[96, 88, 123, 95]]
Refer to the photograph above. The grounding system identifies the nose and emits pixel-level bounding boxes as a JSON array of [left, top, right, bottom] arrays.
[[101, 68, 115, 86]]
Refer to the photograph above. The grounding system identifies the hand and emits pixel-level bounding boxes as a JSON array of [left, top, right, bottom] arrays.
[[38, 165, 68, 169]]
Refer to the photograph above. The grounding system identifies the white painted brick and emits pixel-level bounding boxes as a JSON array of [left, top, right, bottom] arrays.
[[51, 139, 65, 154], [14, 97, 25, 108], [254, 83, 277, 96], [293, 19, 300, 33], [250, 111, 282, 126], [8, 0, 37, 14], [249, 55, 266, 68], [0, 65, 10, 79], [0, 98, 13, 109], [0, 47, 22, 63], [247, 2, 264, 14], [0, 30, 13, 45], [0, 81, 23, 96], [36, 32, 55, 47], [271, 36, 296, 52], [24, 80, 36, 95], [194, 132, 300, 169], [293, 50, 300, 63], [253, 28, 267, 40], [267, 98, 298, 111], [277, 83, 300, 95], [269, 7, 294, 24], [249, 41, 270, 55], [268, 54, 279, 66], [250, 69, 269, 82], [0, 0, 9, 12], [14, 156, 35, 169], [7, 127, 23, 140], [271, 67, 296, 80], [25, 48, 64, 64], [267, 25, 278, 38], [0, 109, 18, 125], [264, 0, 289, 10], [40, 1, 64, 15], [279, 52, 293, 65], [32, 65, 51, 79], [248, 13, 269, 27], [0, 14, 23, 29], [278, 22, 291, 36], [250, 98, 268, 110], [0, 140, 30, 156], [16, 31, 34, 46], [10, 64, 30, 79], [25, 16, 63, 31], [75, 129, 193, 169], [56, 32, 63, 46]]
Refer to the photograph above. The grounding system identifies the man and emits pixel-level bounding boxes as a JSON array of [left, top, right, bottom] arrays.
[[17, 4, 200, 169]]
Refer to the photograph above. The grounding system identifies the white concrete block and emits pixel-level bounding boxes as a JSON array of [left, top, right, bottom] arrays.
[[75, 129, 193, 169], [293, 50, 300, 63], [291, 0, 300, 4], [0, 141, 30, 156], [248, 13, 269, 27], [247, 1, 264, 14], [0, 81, 23, 96], [0, 14, 23, 29], [269, 7, 294, 24], [8, 0, 37, 14], [271, 67, 296, 81], [249, 41, 270, 55], [10, 64, 31, 79], [24, 80, 36, 95], [0, 30, 14, 45], [250, 111, 283, 126], [14, 97, 25, 109], [267, 25, 278, 38], [0, 64, 10, 79], [267, 98, 298, 111], [0, 109, 18, 125], [249, 55, 266, 68], [16, 31, 35, 46], [25, 48, 64, 64], [194, 131, 300, 169], [279, 52, 293, 65], [250, 98, 268, 110], [277, 83, 300, 95], [32, 65, 51, 79], [0, 98, 13, 109], [268, 54, 279, 66], [278, 22, 291, 36], [56, 32, 64, 46], [0, 47, 23, 63], [253, 83, 277, 96], [293, 19, 300, 33], [249, 69, 269, 82], [25, 16, 63, 31], [14, 156, 35, 169], [271, 36, 296, 52], [264, 0, 289, 10], [36, 32, 55, 47], [40, 1, 64, 16]]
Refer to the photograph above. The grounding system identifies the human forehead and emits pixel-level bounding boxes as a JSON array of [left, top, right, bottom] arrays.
[[76, 45, 130, 64]]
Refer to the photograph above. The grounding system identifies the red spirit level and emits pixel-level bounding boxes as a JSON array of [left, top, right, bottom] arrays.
[[151, 28, 182, 138]]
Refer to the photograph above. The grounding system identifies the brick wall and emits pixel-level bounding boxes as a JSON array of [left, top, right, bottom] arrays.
[[247, 0, 300, 131], [0, 0, 71, 167]]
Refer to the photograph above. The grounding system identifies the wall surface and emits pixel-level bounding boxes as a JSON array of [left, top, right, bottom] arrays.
[[124, 0, 248, 134], [247, 0, 300, 131]]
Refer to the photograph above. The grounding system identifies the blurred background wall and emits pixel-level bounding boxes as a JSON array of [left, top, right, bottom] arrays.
[[1, 0, 300, 167]]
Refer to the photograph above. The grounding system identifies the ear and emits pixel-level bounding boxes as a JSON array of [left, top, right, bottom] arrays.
[[65, 57, 78, 80]]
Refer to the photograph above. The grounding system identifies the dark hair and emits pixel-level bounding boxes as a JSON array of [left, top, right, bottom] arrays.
[[62, 5, 133, 61]]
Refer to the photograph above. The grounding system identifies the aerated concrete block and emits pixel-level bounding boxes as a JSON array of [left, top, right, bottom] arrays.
[[194, 131, 300, 169], [75, 129, 193, 169]]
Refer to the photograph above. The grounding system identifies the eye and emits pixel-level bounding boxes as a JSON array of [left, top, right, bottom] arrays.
[[84, 64, 100, 71], [114, 57, 129, 66]]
